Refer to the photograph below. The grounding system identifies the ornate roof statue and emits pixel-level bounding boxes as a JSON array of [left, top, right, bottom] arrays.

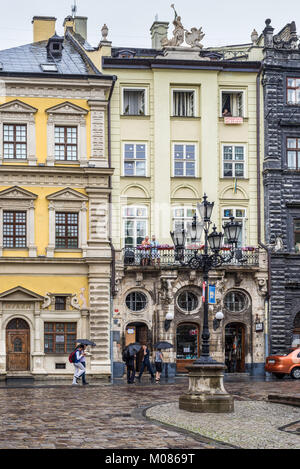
[[161, 4, 205, 49], [273, 21, 299, 49]]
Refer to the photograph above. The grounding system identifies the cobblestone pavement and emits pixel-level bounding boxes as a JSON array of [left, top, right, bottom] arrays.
[[0, 376, 299, 449]]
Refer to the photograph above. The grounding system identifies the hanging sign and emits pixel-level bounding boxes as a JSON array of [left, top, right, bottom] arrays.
[[224, 117, 243, 124], [255, 322, 264, 332], [208, 285, 216, 304]]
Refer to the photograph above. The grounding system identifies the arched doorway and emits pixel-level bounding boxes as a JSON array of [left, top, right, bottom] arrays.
[[6, 318, 30, 371], [176, 323, 200, 373], [292, 313, 300, 350], [125, 322, 150, 372], [225, 322, 245, 373]]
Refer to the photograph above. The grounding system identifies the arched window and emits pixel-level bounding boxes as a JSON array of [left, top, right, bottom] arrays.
[[177, 291, 198, 312], [126, 291, 147, 312], [6, 318, 29, 330], [224, 291, 247, 312]]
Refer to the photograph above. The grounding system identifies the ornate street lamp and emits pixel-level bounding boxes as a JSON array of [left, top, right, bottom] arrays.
[[170, 193, 242, 413]]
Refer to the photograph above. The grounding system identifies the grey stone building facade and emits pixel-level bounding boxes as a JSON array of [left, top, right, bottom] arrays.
[[263, 20, 300, 354]]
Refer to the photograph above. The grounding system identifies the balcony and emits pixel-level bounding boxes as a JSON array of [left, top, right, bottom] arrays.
[[123, 246, 260, 269]]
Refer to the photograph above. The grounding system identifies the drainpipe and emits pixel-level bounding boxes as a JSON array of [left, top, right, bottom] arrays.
[[256, 62, 271, 361]]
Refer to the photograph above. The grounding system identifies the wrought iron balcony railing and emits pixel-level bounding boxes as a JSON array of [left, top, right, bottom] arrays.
[[123, 246, 259, 268]]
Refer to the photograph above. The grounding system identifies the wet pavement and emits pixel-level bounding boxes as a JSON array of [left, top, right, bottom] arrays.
[[0, 374, 299, 449]]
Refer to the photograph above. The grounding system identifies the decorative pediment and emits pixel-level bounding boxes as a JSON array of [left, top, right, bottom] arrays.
[[0, 286, 44, 302], [47, 187, 88, 202], [46, 101, 88, 116], [220, 186, 248, 200], [0, 99, 38, 114], [0, 186, 37, 200]]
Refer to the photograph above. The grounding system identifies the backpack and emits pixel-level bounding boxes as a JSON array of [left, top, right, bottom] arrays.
[[69, 350, 76, 363], [122, 348, 130, 362]]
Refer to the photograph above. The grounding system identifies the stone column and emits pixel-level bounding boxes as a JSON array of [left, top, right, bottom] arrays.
[[46, 203, 55, 257], [28, 202, 37, 257], [88, 99, 108, 168], [0, 303, 5, 377], [31, 301, 47, 376]]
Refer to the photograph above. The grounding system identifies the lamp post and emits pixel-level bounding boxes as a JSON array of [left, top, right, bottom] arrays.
[[170, 193, 242, 413]]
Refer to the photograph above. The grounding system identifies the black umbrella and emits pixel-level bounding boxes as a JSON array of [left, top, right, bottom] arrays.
[[127, 342, 142, 355], [153, 341, 173, 350], [76, 339, 96, 346]]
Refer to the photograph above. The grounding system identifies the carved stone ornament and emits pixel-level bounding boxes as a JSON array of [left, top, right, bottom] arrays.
[[79, 288, 87, 309], [42, 293, 51, 309], [161, 4, 204, 49], [71, 294, 81, 310], [185, 27, 205, 49], [274, 236, 284, 252], [273, 21, 299, 50], [255, 278, 268, 297], [159, 278, 174, 305]]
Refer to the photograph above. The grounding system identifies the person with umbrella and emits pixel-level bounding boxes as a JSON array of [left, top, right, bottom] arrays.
[[72, 344, 86, 385], [137, 344, 155, 383], [153, 341, 174, 382], [123, 343, 141, 384], [74, 339, 96, 385]]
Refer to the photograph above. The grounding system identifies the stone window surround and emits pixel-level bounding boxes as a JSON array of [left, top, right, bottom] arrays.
[[286, 204, 300, 252], [46, 102, 88, 167], [122, 141, 148, 177], [219, 88, 246, 118], [121, 85, 149, 116], [223, 289, 249, 314], [171, 87, 198, 118], [175, 286, 201, 316], [0, 100, 37, 166], [221, 206, 248, 247], [282, 128, 300, 170], [0, 187, 37, 257], [124, 287, 150, 315], [46, 189, 88, 257], [172, 142, 197, 178]]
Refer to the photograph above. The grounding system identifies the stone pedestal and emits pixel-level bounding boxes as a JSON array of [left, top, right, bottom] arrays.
[[179, 363, 234, 413]]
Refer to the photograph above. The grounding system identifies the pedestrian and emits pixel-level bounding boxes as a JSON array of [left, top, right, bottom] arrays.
[[150, 235, 160, 266], [155, 348, 163, 383], [72, 344, 85, 385], [123, 347, 136, 384], [141, 235, 151, 266], [79, 344, 89, 385], [137, 344, 155, 382]]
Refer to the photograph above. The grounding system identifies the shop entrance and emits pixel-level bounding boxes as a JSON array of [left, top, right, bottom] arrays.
[[125, 322, 149, 372], [225, 322, 245, 373], [176, 323, 199, 373], [6, 318, 30, 371]]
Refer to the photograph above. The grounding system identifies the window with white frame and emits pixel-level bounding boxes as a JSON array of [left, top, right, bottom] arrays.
[[223, 145, 245, 178], [172, 90, 195, 117], [173, 144, 196, 177], [123, 88, 146, 115], [123, 206, 148, 248], [287, 137, 300, 169], [172, 207, 197, 243], [55, 126, 78, 161], [287, 78, 300, 105], [221, 91, 244, 117], [222, 208, 247, 247], [3, 124, 27, 159], [123, 143, 147, 176]]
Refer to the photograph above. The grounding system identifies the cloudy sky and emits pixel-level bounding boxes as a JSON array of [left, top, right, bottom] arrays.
[[0, 0, 299, 50]]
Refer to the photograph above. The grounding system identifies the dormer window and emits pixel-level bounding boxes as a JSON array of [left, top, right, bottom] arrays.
[[47, 34, 64, 59], [40, 64, 58, 72]]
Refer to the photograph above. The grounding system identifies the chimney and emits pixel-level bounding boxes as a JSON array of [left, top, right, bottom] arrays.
[[150, 20, 169, 49], [74, 17, 88, 40], [32, 16, 57, 43], [63, 15, 75, 34]]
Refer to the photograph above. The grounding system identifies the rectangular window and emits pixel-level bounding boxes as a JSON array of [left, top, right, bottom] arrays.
[[3, 124, 27, 159], [173, 91, 195, 117], [287, 78, 300, 104], [123, 206, 147, 248], [3, 211, 26, 248], [223, 145, 245, 178], [44, 322, 76, 354], [55, 296, 67, 311], [173, 207, 197, 244], [295, 220, 300, 253], [55, 126, 77, 161], [55, 212, 78, 249], [123, 89, 145, 115], [173, 144, 196, 177], [221, 91, 244, 117], [287, 138, 300, 169], [222, 208, 246, 247], [123, 143, 146, 176]]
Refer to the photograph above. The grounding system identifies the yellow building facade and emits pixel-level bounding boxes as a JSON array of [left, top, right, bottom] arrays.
[[0, 17, 115, 380]]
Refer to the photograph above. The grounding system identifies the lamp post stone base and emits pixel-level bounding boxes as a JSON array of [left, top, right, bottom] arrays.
[[179, 364, 234, 413]]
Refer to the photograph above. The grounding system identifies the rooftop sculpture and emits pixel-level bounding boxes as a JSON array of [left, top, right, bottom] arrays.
[[161, 4, 205, 49]]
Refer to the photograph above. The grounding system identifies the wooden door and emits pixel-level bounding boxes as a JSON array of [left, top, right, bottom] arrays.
[[6, 329, 30, 371], [125, 326, 136, 346], [225, 323, 245, 373]]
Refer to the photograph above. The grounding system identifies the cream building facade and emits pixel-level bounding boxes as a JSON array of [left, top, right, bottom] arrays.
[[0, 16, 115, 380]]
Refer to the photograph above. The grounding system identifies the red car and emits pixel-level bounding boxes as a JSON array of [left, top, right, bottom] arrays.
[[265, 347, 300, 379]]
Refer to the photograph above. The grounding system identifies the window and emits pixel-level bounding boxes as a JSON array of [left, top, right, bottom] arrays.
[[123, 88, 146, 115], [176, 324, 199, 360], [3, 211, 26, 248], [294, 220, 300, 253], [55, 126, 77, 161], [55, 296, 67, 311], [173, 144, 196, 177], [40, 64, 58, 72], [173, 207, 197, 243], [223, 145, 245, 178], [224, 291, 247, 312], [3, 124, 27, 159], [287, 138, 300, 169], [221, 91, 244, 117], [173, 90, 195, 117], [126, 291, 147, 311], [123, 143, 146, 176], [44, 322, 76, 354], [55, 212, 78, 249], [177, 291, 198, 312], [222, 208, 247, 247], [287, 78, 300, 104], [123, 206, 147, 248]]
